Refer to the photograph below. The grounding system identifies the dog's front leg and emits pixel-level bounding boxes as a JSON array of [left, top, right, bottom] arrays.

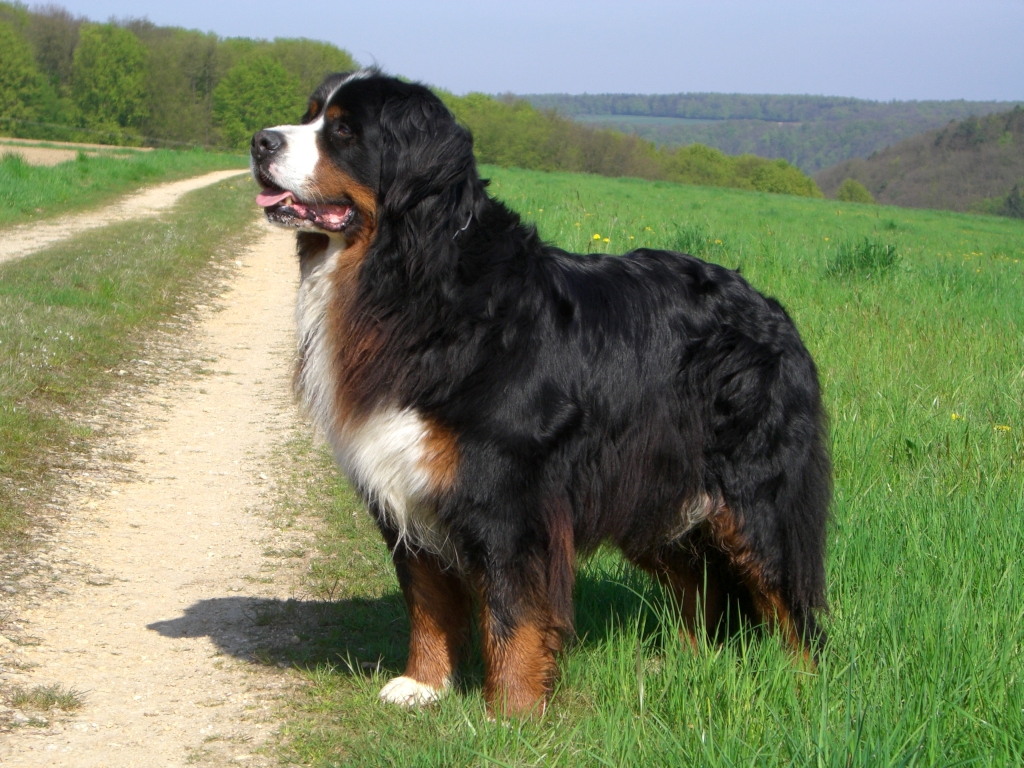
[[380, 545, 473, 706]]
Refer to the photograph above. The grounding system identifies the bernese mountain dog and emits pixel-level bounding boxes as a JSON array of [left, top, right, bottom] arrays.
[[250, 70, 830, 717]]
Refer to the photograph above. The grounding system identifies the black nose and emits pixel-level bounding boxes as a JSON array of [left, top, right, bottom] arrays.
[[251, 130, 284, 162]]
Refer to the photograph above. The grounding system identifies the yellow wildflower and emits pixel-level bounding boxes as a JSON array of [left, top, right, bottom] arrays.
[[593, 234, 601, 240], [995, 425, 1011, 432], [603, 238, 610, 243], [951, 413, 961, 420]]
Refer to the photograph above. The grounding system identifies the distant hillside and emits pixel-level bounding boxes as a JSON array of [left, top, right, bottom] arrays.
[[521, 93, 1020, 173], [815, 107, 1024, 215]]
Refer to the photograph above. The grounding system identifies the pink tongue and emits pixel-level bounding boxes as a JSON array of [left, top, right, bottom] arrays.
[[256, 188, 293, 208]]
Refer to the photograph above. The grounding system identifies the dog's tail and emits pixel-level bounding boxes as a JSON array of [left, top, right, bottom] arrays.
[[705, 333, 831, 652]]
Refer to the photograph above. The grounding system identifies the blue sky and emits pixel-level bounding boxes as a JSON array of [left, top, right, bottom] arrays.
[[62, 0, 1024, 101]]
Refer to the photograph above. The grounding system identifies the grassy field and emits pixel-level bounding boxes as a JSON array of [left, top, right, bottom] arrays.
[[0, 177, 261, 545], [272, 166, 1024, 766], [0, 147, 247, 228]]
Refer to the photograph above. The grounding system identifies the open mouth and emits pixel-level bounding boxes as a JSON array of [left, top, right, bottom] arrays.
[[256, 187, 355, 233]]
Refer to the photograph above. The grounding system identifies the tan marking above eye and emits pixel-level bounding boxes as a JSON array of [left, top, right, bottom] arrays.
[[326, 104, 344, 122]]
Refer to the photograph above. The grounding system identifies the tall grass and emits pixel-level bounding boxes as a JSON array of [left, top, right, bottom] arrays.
[[272, 166, 1024, 766], [0, 148, 246, 228]]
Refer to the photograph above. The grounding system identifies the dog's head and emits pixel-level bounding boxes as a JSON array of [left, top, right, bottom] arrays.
[[250, 69, 476, 242]]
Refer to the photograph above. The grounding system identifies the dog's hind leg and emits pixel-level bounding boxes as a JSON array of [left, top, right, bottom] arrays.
[[634, 548, 721, 648], [707, 507, 820, 662], [479, 591, 563, 719], [380, 546, 473, 706]]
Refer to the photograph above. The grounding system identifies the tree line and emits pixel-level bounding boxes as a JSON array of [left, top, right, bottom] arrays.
[[0, 3, 355, 148], [0, 3, 822, 197]]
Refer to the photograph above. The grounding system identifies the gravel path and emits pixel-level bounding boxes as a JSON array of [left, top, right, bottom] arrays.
[[0, 222, 312, 766], [0, 170, 248, 264]]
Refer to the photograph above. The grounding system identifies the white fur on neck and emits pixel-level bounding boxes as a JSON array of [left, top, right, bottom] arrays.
[[294, 236, 452, 557]]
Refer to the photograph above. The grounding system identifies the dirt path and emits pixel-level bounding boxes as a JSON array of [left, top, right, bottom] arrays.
[[0, 222, 311, 766], [0, 169, 248, 264]]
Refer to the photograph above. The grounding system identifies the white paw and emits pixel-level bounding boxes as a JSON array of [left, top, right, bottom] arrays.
[[378, 675, 447, 707]]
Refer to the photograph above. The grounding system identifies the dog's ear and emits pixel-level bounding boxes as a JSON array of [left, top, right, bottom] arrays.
[[379, 90, 475, 217]]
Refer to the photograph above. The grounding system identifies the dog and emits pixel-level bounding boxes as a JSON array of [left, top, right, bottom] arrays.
[[249, 69, 830, 717]]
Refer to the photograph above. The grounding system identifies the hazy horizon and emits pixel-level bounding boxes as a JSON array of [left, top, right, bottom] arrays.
[[59, 0, 1024, 102]]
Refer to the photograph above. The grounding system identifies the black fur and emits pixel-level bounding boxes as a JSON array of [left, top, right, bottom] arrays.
[[254, 71, 830, 710]]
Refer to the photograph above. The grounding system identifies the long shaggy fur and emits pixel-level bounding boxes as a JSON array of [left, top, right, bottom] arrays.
[[250, 70, 830, 716]]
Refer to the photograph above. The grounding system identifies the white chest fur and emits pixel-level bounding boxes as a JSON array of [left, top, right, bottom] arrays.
[[294, 239, 449, 554]]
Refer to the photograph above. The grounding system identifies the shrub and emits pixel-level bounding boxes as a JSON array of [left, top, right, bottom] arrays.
[[750, 159, 824, 197], [836, 177, 875, 204]]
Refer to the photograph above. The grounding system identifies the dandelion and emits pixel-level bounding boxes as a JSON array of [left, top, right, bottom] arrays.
[[714, 239, 722, 245], [824, 237, 830, 242], [538, 208, 543, 212], [995, 425, 1011, 432], [629, 236, 634, 240], [593, 234, 601, 240], [952, 413, 961, 420], [645, 226, 652, 231], [603, 238, 610, 243]]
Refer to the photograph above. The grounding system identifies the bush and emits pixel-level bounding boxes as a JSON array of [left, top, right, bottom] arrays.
[[836, 177, 875, 203], [749, 159, 824, 197]]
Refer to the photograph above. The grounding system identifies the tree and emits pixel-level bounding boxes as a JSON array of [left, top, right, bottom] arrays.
[[212, 56, 300, 150], [71, 24, 149, 142], [264, 38, 357, 98], [0, 21, 54, 128], [25, 5, 82, 90], [836, 177, 875, 204], [1002, 183, 1024, 219]]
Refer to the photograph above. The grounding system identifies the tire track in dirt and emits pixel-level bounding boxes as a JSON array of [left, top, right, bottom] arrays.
[[0, 169, 248, 264], [0, 222, 312, 766]]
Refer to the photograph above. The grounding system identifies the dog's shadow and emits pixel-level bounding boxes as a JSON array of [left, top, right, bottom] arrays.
[[146, 567, 660, 689]]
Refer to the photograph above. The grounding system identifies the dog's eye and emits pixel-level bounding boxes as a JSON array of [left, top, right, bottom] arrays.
[[334, 124, 352, 138]]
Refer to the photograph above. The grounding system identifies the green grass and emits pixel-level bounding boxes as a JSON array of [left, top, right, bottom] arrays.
[[10, 684, 85, 712], [0, 176, 262, 544], [272, 166, 1024, 766], [0, 148, 246, 228]]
